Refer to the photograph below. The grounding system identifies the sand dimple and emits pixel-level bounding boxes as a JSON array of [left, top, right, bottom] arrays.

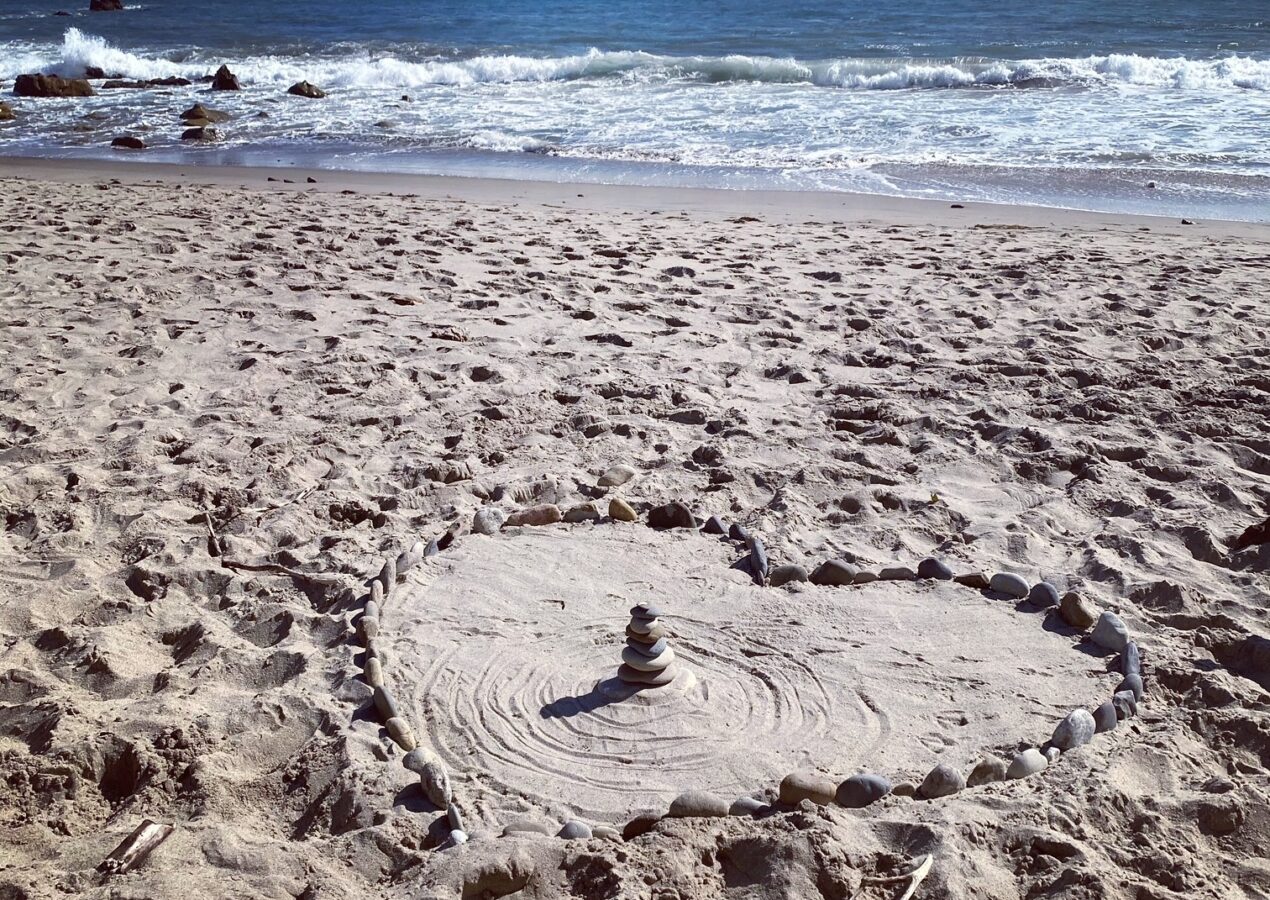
[[384, 527, 1104, 824]]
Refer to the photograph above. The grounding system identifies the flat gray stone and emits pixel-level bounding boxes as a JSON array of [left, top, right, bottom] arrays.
[[749, 538, 769, 585], [1051, 709, 1096, 751], [557, 820, 592, 840], [667, 790, 729, 818], [620, 646, 674, 671], [835, 774, 891, 808], [1094, 701, 1117, 733], [918, 763, 965, 799], [472, 506, 506, 535], [627, 623, 667, 642], [1091, 611, 1130, 652], [617, 663, 677, 686], [1028, 581, 1060, 607], [967, 755, 1008, 787], [631, 602, 665, 618], [626, 636, 668, 657], [1007, 748, 1047, 779], [916, 558, 954, 580], [879, 566, 916, 581], [810, 560, 858, 586], [990, 572, 1029, 599], [769, 564, 809, 587], [853, 571, 880, 584]]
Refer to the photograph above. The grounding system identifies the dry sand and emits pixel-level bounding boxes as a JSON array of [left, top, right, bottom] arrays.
[[0, 159, 1267, 899]]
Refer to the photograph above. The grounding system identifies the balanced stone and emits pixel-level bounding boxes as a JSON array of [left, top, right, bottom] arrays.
[[1028, 581, 1061, 607], [557, 820, 592, 840], [1093, 701, 1118, 733], [647, 501, 695, 529], [402, 746, 440, 773], [609, 497, 638, 521], [668, 790, 729, 818], [916, 558, 954, 580], [990, 572, 1029, 599], [626, 623, 666, 642], [835, 774, 891, 808], [779, 772, 835, 806], [631, 602, 664, 618], [769, 564, 808, 587], [1091, 611, 1130, 651], [628, 618, 656, 635], [620, 645, 675, 671], [1112, 690, 1138, 720], [626, 636, 668, 657], [1060, 592, 1098, 629], [879, 565, 916, 581], [1122, 641, 1141, 676], [810, 560, 858, 586], [702, 515, 727, 535], [918, 763, 965, 799], [618, 663, 677, 686], [1007, 748, 1047, 779], [1117, 673, 1145, 701], [1051, 709, 1096, 751], [967, 755, 1008, 787], [472, 506, 506, 535]]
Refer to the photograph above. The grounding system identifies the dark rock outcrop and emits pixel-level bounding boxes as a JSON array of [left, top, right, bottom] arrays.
[[179, 104, 230, 125], [14, 74, 95, 98], [211, 65, 240, 91], [111, 135, 145, 149], [180, 126, 219, 141], [103, 76, 192, 89], [287, 80, 326, 99], [89, 0, 124, 10]]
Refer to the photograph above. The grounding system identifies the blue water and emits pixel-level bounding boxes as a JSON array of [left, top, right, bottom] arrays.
[[2, 0, 1269, 219]]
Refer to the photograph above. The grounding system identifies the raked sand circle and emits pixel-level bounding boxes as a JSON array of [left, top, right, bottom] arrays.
[[382, 525, 1105, 824]]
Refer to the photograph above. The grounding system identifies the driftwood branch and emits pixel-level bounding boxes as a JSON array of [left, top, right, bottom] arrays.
[[98, 819, 174, 875]]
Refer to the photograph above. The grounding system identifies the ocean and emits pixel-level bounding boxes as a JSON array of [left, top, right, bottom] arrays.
[[2, 0, 1268, 219]]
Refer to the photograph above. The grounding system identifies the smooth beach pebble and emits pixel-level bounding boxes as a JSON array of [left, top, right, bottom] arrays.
[[505, 504, 562, 527], [954, 571, 992, 590], [1060, 592, 1098, 629], [363, 657, 384, 688], [779, 772, 836, 806], [402, 747, 439, 774], [597, 464, 637, 487], [768, 564, 808, 587], [472, 506, 506, 535], [835, 774, 892, 808], [989, 572, 1030, 599], [702, 515, 727, 535], [620, 645, 675, 671], [729, 796, 765, 816], [1094, 701, 1118, 733], [1122, 641, 1142, 676], [563, 502, 601, 523], [810, 560, 858, 586], [1043, 746, 1061, 763], [625, 636, 668, 657], [879, 565, 917, 581], [1117, 673, 1145, 701], [617, 663, 678, 686], [502, 820, 552, 837], [385, 716, 416, 751], [557, 820, 592, 840], [622, 814, 661, 840], [728, 523, 751, 543], [627, 623, 667, 642], [443, 829, 468, 848], [421, 761, 451, 808], [373, 685, 400, 722], [1091, 611, 1131, 652], [379, 557, 397, 595], [1113, 690, 1138, 720], [631, 602, 664, 617], [609, 498, 638, 522], [1028, 582, 1061, 607], [748, 538, 770, 585], [668, 790, 730, 818], [592, 825, 621, 842], [967, 755, 1009, 787], [647, 501, 696, 529], [916, 558, 954, 580], [1007, 748, 1048, 779], [890, 782, 917, 798], [918, 763, 965, 799], [853, 571, 880, 584], [1051, 709, 1096, 750]]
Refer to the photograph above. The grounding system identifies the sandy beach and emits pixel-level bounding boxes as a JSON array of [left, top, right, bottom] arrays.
[[0, 160, 1267, 899]]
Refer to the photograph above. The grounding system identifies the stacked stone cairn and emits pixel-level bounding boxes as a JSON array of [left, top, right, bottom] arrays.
[[618, 602, 680, 687]]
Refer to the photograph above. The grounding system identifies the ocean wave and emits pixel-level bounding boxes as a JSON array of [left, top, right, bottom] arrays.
[[5, 29, 1269, 92]]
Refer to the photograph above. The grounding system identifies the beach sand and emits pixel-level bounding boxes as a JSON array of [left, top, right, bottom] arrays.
[[0, 160, 1267, 899]]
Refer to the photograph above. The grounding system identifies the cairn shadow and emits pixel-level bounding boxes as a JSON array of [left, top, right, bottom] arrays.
[[540, 677, 645, 720]]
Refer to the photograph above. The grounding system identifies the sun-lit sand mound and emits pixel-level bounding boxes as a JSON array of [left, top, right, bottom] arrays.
[[384, 525, 1104, 824]]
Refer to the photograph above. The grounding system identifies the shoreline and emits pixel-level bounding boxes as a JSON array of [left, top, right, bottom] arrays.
[[4, 154, 1269, 237]]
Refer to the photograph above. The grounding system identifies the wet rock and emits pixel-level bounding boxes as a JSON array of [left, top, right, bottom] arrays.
[[835, 774, 891, 808], [287, 80, 326, 98], [1007, 748, 1047, 779], [667, 790, 729, 818], [180, 126, 219, 141], [505, 504, 561, 527], [14, 74, 94, 97], [597, 464, 637, 487], [111, 134, 146, 150], [967, 755, 1008, 787], [779, 772, 835, 806], [1091, 611, 1130, 652], [608, 497, 637, 522], [563, 502, 601, 523], [810, 560, 858, 586], [918, 763, 965, 799], [557, 820, 592, 840], [1051, 709, 1096, 751], [1093, 702, 1117, 733], [769, 564, 808, 587], [472, 506, 506, 535], [1116, 673, 1145, 701], [0, 102, 13, 121], [954, 571, 991, 590], [180, 103, 230, 123], [989, 572, 1029, 599], [89, 0, 123, 9], [211, 64, 241, 90], [879, 566, 916, 581], [1028, 581, 1060, 607], [916, 558, 954, 580], [1060, 592, 1098, 629], [647, 501, 695, 529]]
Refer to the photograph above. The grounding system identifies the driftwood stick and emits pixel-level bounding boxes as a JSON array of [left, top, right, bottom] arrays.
[[98, 819, 174, 875]]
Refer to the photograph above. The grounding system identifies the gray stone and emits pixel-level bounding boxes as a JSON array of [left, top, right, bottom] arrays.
[[647, 502, 695, 529], [918, 763, 965, 799], [779, 772, 836, 806], [379, 556, 397, 595], [502, 820, 553, 836], [667, 790, 730, 818], [557, 820, 592, 840], [989, 572, 1029, 599], [592, 825, 622, 841], [728, 523, 751, 543], [631, 602, 664, 618], [967, 755, 1008, 787], [1122, 641, 1141, 676], [620, 646, 675, 671], [810, 560, 858, 586], [597, 464, 637, 487], [728, 796, 765, 816], [617, 663, 677, 686], [749, 538, 769, 585], [626, 636, 668, 657], [769, 564, 808, 587], [702, 515, 727, 535], [472, 507, 506, 535], [1060, 592, 1098, 629], [1093, 701, 1117, 733], [443, 828, 468, 848], [385, 717, 416, 751], [1051, 709, 1096, 751], [402, 747, 439, 774], [373, 685, 400, 721], [627, 623, 666, 642], [609, 497, 638, 521], [1112, 690, 1138, 720], [1006, 748, 1047, 779], [1091, 611, 1130, 652], [447, 802, 463, 831], [363, 657, 384, 688], [420, 761, 451, 808], [1116, 673, 1144, 701], [1043, 746, 1061, 763], [835, 774, 891, 808], [916, 558, 954, 580], [1028, 581, 1060, 607], [563, 502, 601, 523], [879, 566, 916, 581], [853, 571, 880, 584]]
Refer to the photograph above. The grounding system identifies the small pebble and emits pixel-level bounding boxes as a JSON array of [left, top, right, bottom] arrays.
[[667, 790, 730, 818], [890, 782, 917, 798], [916, 558, 954, 580], [505, 504, 562, 527], [385, 716, 416, 751], [953, 571, 991, 590], [421, 761, 451, 807], [879, 565, 916, 581], [563, 502, 601, 523], [592, 825, 621, 841], [373, 685, 400, 721], [728, 523, 751, 543], [609, 497, 638, 521], [769, 564, 808, 587], [1043, 746, 1061, 763], [853, 570, 880, 584], [989, 572, 1029, 599], [729, 796, 765, 816], [647, 501, 695, 529], [810, 560, 858, 586], [1116, 673, 1145, 701], [702, 515, 727, 535], [1122, 641, 1141, 676], [363, 657, 384, 688], [1112, 690, 1138, 720]]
